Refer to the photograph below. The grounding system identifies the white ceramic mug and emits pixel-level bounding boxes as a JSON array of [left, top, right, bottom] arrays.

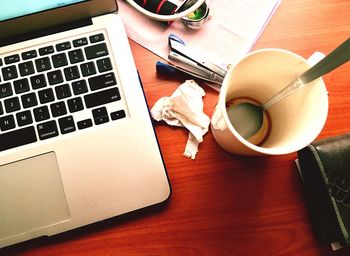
[[211, 49, 328, 156]]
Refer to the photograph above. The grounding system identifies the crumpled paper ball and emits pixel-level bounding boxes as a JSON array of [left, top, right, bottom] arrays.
[[151, 80, 210, 159]]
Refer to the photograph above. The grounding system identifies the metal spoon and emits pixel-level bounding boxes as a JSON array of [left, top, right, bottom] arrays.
[[228, 37, 350, 141]]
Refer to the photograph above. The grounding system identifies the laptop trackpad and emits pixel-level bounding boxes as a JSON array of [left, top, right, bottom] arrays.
[[0, 152, 70, 239]]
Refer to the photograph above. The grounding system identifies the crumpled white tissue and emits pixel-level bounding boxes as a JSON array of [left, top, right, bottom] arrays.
[[151, 80, 210, 159]]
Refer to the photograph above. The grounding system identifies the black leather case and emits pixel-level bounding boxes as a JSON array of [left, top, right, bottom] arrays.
[[298, 133, 350, 245]]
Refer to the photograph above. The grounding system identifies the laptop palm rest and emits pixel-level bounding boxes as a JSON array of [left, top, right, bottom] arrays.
[[0, 152, 70, 240]]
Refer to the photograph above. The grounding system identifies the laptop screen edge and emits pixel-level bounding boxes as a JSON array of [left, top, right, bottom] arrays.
[[0, 0, 118, 40]]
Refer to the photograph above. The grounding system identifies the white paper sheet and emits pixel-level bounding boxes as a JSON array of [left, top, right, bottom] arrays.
[[118, 0, 281, 67]]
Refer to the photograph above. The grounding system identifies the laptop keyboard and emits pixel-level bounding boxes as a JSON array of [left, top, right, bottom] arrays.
[[0, 31, 126, 152]]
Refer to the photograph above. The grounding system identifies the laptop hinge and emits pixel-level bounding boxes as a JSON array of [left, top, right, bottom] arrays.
[[0, 18, 92, 48]]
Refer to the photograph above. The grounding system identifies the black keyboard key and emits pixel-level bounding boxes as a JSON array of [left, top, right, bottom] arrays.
[[52, 53, 68, 68], [0, 58, 3, 66], [2, 65, 18, 81], [64, 66, 80, 81], [30, 74, 47, 89], [0, 102, 3, 115], [0, 115, 16, 131], [16, 110, 33, 127], [5, 54, 20, 64], [84, 87, 120, 108], [39, 46, 54, 56], [58, 116, 76, 134], [72, 80, 88, 95], [90, 33, 105, 43], [4, 97, 20, 113], [77, 119, 92, 130], [0, 83, 13, 98], [37, 120, 58, 140], [0, 126, 37, 152], [73, 37, 88, 47], [18, 61, 35, 76], [67, 97, 84, 113], [94, 115, 109, 125], [56, 41, 71, 52], [47, 70, 63, 85], [38, 88, 55, 104], [50, 101, 67, 117], [55, 84, 71, 99], [97, 57, 112, 73], [81, 62, 96, 77], [21, 92, 38, 108], [14, 78, 30, 94], [84, 43, 108, 60], [35, 57, 52, 72], [88, 72, 116, 91], [33, 106, 50, 122], [92, 106, 108, 118], [92, 106, 109, 125], [22, 50, 37, 60], [111, 110, 126, 121], [68, 49, 84, 64]]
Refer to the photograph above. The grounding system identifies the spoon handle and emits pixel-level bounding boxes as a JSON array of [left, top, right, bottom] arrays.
[[300, 37, 350, 83], [262, 37, 350, 110], [261, 78, 303, 109]]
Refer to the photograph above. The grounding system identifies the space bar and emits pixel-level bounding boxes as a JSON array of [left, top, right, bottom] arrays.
[[0, 126, 37, 152]]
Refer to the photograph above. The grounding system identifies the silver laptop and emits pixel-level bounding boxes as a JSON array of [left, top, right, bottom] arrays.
[[0, 0, 170, 248]]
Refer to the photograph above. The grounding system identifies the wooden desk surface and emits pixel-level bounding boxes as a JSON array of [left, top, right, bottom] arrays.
[[2, 0, 350, 255]]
